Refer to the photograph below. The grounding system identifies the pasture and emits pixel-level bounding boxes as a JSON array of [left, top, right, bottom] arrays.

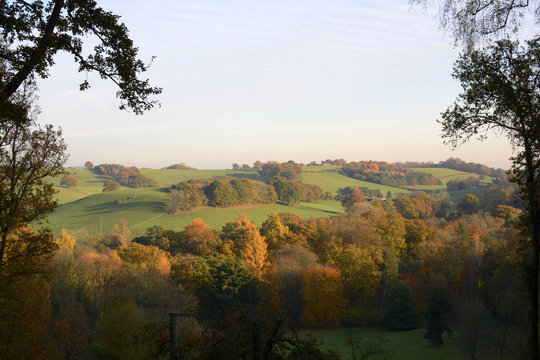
[[306, 328, 463, 360], [47, 187, 343, 234], [140, 168, 258, 187], [408, 167, 494, 186], [53, 168, 121, 204], [46, 165, 487, 235], [300, 172, 410, 195]]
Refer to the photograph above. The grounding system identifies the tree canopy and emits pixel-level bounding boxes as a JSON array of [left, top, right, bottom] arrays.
[[0, 0, 161, 117], [411, 0, 539, 48]]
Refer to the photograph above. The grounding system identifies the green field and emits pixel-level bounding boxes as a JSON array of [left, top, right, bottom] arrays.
[[140, 168, 258, 187], [305, 329, 463, 360], [46, 166, 490, 235], [403, 167, 494, 190], [300, 172, 410, 196], [52, 168, 122, 204], [303, 165, 342, 173], [47, 186, 343, 234]]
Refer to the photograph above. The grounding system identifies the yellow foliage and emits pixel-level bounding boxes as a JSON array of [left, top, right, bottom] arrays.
[[57, 229, 76, 251], [117, 243, 171, 276]]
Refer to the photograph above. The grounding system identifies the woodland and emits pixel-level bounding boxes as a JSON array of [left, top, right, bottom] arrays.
[[0, 1, 539, 360]]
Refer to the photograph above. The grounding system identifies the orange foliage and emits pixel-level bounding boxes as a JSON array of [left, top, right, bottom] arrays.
[[301, 265, 347, 327], [181, 218, 219, 256], [222, 214, 268, 276]]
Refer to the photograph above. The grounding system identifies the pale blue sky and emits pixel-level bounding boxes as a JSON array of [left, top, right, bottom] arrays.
[[37, 0, 519, 169]]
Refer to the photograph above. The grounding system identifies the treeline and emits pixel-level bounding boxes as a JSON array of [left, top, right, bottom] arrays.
[[397, 157, 507, 178], [166, 178, 276, 213], [257, 160, 303, 180], [230, 160, 304, 179], [166, 176, 326, 213], [446, 176, 480, 191], [94, 163, 157, 188], [307, 158, 347, 166], [341, 161, 440, 186]]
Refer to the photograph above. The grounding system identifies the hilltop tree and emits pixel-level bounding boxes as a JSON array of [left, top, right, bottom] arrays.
[[60, 175, 77, 188], [0, 0, 161, 117], [84, 161, 94, 169], [439, 38, 540, 359]]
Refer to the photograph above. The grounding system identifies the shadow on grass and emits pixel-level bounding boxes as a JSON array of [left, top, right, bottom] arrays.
[[85, 200, 165, 214]]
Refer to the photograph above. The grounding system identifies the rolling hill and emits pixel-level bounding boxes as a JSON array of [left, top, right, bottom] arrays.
[[46, 165, 489, 235]]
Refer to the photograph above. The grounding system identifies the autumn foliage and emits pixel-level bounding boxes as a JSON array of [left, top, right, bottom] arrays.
[[301, 265, 347, 327]]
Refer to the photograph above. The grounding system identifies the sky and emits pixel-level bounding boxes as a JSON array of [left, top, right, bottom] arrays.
[[35, 0, 529, 170]]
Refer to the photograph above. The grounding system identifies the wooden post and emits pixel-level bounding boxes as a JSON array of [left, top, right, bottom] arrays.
[[170, 312, 179, 360]]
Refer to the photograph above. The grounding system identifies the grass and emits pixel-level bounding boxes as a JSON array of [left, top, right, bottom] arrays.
[[300, 172, 410, 196], [303, 165, 342, 173], [139, 168, 259, 187], [52, 168, 121, 204], [304, 328, 463, 360], [46, 188, 344, 234], [53, 166, 501, 235], [408, 168, 494, 185]]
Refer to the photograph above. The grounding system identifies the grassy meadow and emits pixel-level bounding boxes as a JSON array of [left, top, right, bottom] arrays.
[[404, 167, 494, 191], [300, 171, 410, 196], [139, 168, 258, 187], [47, 165, 487, 235], [48, 185, 344, 234], [305, 329, 463, 360]]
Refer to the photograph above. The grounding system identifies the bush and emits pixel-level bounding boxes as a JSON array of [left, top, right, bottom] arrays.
[[103, 180, 120, 192]]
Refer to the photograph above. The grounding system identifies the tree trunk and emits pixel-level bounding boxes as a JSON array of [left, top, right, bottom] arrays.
[[526, 161, 539, 360], [170, 313, 180, 360]]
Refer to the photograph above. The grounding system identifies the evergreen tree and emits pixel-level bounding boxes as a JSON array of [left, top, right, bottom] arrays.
[[383, 282, 420, 331], [424, 289, 452, 346]]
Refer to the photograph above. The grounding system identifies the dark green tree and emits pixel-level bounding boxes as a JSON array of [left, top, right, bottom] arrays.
[[439, 38, 540, 359], [383, 282, 420, 331], [205, 179, 239, 207], [424, 289, 452, 346]]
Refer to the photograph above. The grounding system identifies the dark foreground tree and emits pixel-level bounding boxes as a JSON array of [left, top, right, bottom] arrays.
[[0, 0, 162, 117], [0, 89, 67, 273], [439, 37, 539, 359]]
